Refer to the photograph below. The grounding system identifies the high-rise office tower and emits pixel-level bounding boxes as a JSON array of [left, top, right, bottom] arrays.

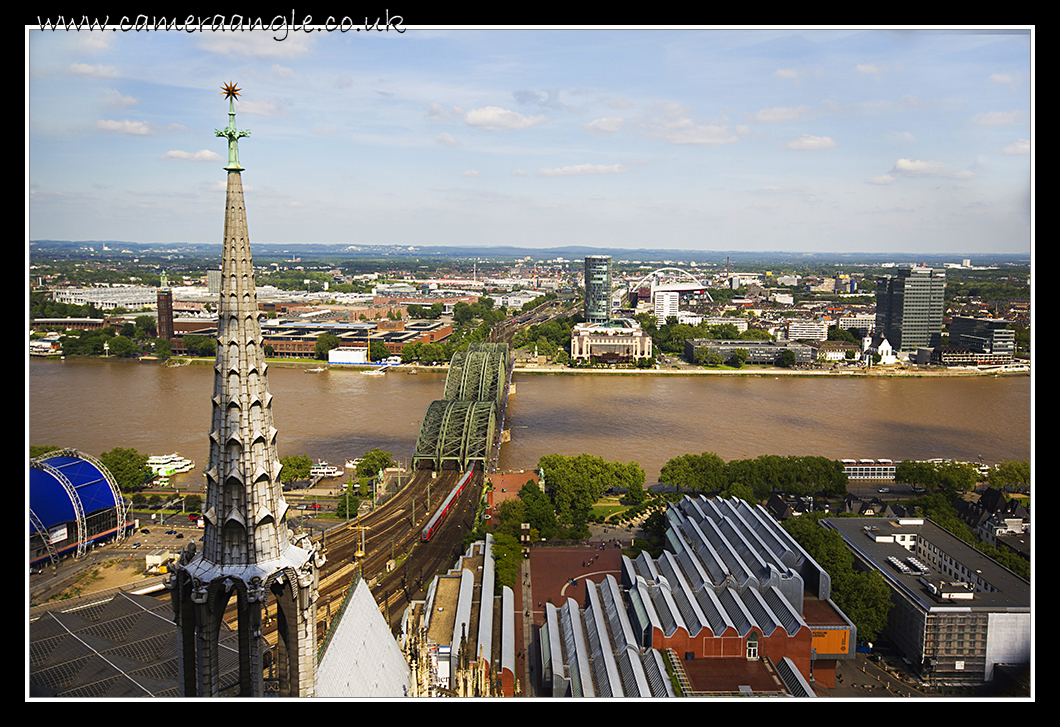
[[584, 255, 612, 323], [654, 290, 679, 326], [875, 265, 945, 351], [169, 84, 323, 697]]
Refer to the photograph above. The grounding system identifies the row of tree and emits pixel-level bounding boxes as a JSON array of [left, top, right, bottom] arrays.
[[537, 453, 647, 539], [894, 459, 980, 498], [659, 452, 848, 499]]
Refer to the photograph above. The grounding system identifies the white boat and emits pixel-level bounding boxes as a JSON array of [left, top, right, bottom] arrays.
[[148, 453, 195, 479], [345, 458, 362, 469], [310, 461, 342, 478]]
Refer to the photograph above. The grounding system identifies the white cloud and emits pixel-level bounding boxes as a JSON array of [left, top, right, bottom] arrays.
[[96, 119, 153, 135], [973, 111, 1024, 127], [102, 89, 137, 108], [69, 63, 118, 78], [990, 73, 1014, 85], [889, 158, 974, 180], [238, 99, 285, 117], [464, 106, 549, 131], [435, 132, 459, 146], [785, 134, 836, 151], [197, 33, 315, 59], [271, 64, 296, 79], [774, 68, 799, 81], [866, 174, 895, 185], [162, 149, 223, 162], [636, 103, 739, 146], [584, 117, 624, 135], [462, 170, 481, 177], [1000, 139, 1030, 155], [751, 105, 814, 123], [855, 64, 879, 75], [426, 102, 454, 121], [538, 163, 629, 176], [511, 169, 530, 177]]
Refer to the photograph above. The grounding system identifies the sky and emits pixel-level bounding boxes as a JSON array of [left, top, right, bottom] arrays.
[[27, 25, 1033, 255]]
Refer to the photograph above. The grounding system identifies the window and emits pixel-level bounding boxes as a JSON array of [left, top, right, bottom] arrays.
[[747, 633, 759, 659]]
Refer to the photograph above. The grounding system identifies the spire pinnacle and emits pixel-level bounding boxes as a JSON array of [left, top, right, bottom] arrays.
[[216, 82, 250, 172]]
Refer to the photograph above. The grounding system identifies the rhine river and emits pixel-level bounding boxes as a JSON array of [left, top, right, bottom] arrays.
[[28, 358, 1031, 485]]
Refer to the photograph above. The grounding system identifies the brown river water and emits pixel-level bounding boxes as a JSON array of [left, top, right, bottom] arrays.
[[28, 358, 1031, 485]]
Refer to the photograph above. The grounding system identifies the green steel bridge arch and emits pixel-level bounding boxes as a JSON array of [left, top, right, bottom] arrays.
[[414, 342, 511, 471]]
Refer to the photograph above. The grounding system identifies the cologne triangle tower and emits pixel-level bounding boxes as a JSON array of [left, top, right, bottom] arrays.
[[168, 83, 324, 698]]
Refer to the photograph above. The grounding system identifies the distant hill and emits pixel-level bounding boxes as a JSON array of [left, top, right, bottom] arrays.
[[29, 240, 1030, 267]]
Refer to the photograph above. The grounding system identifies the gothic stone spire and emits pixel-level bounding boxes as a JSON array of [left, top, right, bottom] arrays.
[[169, 85, 323, 698]]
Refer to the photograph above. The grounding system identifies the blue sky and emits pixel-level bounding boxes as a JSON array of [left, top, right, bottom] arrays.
[[28, 26, 1033, 254]]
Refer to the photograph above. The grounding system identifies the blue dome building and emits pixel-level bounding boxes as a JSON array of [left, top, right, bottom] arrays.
[[30, 449, 129, 567]]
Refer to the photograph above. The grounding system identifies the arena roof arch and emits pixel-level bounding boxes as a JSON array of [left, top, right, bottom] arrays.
[[626, 267, 714, 303], [30, 449, 128, 566]]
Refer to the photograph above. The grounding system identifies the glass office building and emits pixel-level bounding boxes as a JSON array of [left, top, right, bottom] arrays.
[[584, 255, 613, 324], [875, 265, 946, 351]]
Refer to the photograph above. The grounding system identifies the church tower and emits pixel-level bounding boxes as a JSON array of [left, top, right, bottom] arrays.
[[169, 83, 324, 697]]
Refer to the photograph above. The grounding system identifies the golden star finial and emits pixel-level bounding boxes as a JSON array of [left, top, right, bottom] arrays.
[[221, 81, 241, 101]]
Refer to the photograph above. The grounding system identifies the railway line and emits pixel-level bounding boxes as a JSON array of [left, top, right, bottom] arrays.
[[229, 338, 511, 645], [227, 466, 483, 643]]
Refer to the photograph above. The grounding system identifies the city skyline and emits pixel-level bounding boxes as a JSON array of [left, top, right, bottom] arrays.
[[29, 25, 1032, 254]]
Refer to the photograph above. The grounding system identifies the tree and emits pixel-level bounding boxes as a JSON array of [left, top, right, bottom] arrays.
[[695, 347, 724, 366], [538, 453, 645, 534], [183, 334, 216, 357], [357, 447, 396, 478], [777, 349, 797, 368], [315, 333, 340, 360], [134, 314, 157, 339], [100, 447, 151, 492], [184, 494, 202, 513], [659, 452, 726, 492], [491, 531, 522, 590], [336, 491, 360, 519], [107, 335, 137, 358], [989, 460, 1030, 492], [727, 348, 749, 368], [720, 480, 756, 506], [370, 341, 390, 362], [280, 454, 313, 483], [782, 514, 893, 643], [519, 480, 558, 540]]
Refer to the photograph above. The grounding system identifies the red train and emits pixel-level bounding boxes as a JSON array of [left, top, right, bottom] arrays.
[[421, 466, 476, 541]]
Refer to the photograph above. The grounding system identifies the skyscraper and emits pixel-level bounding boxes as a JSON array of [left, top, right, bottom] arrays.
[[654, 290, 679, 326], [583, 255, 612, 323], [169, 84, 324, 698], [875, 265, 945, 351]]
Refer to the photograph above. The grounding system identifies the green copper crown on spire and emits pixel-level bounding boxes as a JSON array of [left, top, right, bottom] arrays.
[[216, 81, 250, 172]]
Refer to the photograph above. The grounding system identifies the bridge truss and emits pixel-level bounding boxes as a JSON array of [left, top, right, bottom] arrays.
[[414, 342, 511, 471]]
